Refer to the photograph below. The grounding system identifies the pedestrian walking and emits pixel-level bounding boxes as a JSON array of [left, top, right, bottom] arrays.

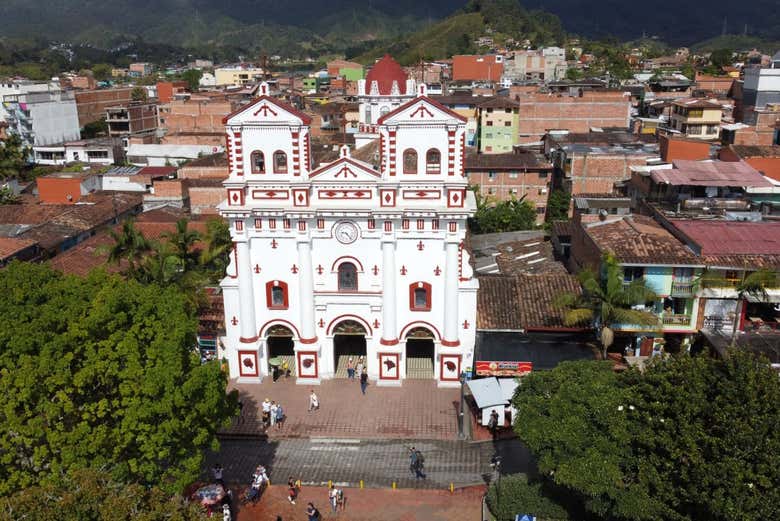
[[287, 477, 298, 504], [282, 359, 290, 378], [359, 367, 368, 395], [355, 357, 364, 381], [408, 446, 417, 475], [308, 389, 319, 412], [328, 484, 339, 513], [347, 357, 355, 379], [270, 401, 278, 427], [306, 502, 321, 521], [409, 447, 426, 479], [275, 402, 285, 429], [337, 487, 346, 511], [261, 398, 272, 426]]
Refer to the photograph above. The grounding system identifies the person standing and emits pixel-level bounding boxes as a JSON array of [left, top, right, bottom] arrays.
[[355, 357, 364, 382], [287, 476, 297, 504], [408, 446, 418, 476], [347, 357, 355, 379], [308, 390, 319, 412], [306, 503, 321, 521], [488, 409, 500, 440], [270, 401, 278, 427], [413, 449, 426, 479], [337, 487, 346, 512], [275, 402, 284, 429], [212, 463, 224, 486], [359, 367, 368, 395], [328, 484, 339, 513], [261, 398, 272, 426]]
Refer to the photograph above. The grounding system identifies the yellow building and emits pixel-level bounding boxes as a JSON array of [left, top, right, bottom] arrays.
[[214, 66, 266, 86], [670, 99, 723, 140]]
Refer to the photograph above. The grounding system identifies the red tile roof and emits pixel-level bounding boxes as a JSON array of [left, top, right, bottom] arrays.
[[671, 220, 780, 256], [365, 55, 409, 95], [0, 237, 37, 260], [650, 161, 774, 187]]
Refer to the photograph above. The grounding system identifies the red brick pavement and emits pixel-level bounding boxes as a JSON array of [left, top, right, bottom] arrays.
[[224, 377, 461, 440], [232, 484, 485, 521]]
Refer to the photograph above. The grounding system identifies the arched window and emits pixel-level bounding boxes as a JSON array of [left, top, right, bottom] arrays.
[[338, 262, 358, 291], [251, 151, 265, 174], [403, 149, 418, 174], [379, 106, 390, 117], [273, 151, 288, 173], [409, 282, 432, 311], [426, 148, 441, 174], [266, 280, 289, 309], [365, 105, 373, 124]]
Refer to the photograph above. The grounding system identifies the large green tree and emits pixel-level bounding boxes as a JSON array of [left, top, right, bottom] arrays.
[[470, 192, 537, 234], [0, 133, 29, 179], [0, 262, 236, 495], [512, 353, 780, 521]]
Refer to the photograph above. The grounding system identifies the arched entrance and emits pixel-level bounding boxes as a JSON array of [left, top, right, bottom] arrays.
[[405, 327, 435, 379], [332, 320, 367, 378], [266, 324, 295, 378]]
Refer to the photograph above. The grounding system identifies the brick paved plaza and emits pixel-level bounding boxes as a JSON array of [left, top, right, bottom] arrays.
[[229, 484, 485, 521], [223, 377, 461, 440]]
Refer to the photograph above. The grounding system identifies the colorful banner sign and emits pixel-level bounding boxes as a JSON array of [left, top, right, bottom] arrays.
[[476, 360, 533, 376]]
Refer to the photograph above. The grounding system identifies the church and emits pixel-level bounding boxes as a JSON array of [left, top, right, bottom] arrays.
[[219, 59, 477, 387]]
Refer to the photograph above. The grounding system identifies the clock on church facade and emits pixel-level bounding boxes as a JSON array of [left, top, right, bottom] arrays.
[[219, 80, 478, 387]]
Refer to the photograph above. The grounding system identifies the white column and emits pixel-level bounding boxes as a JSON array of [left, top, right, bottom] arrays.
[[443, 239, 460, 346], [381, 238, 398, 344], [297, 239, 317, 343], [236, 238, 257, 341]]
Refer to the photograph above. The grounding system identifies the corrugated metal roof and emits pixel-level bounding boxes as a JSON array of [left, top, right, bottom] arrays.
[[673, 220, 780, 255], [651, 160, 774, 187]]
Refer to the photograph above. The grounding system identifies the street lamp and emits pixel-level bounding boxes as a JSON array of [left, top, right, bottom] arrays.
[[458, 371, 467, 440], [490, 454, 502, 507]]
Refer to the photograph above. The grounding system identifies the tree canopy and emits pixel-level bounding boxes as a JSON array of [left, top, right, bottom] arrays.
[[0, 133, 29, 179], [0, 262, 237, 495], [512, 353, 780, 521], [469, 192, 537, 234]]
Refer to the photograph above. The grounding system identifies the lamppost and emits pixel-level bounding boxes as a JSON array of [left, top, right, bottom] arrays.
[[458, 371, 467, 440], [490, 454, 502, 507]]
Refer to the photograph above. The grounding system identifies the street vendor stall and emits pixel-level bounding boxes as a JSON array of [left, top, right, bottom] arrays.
[[466, 377, 516, 426]]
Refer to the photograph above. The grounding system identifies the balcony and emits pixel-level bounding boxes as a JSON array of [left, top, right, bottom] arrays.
[[670, 280, 694, 297], [662, 314, 691, 326]]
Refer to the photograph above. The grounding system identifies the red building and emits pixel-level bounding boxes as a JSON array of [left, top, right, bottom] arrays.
[[452, 55, 503, 83]]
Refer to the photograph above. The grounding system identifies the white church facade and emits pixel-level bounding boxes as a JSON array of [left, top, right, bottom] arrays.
[[219, 81, 477, 387]]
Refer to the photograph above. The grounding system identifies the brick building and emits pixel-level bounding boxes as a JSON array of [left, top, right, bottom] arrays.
[[719, 144, 780, 182], [452, 55, 503, 83], [658, 133, 713, 162], [76, 86, 134, 128], [156, 81, 189, 103], [516, 91, 631, 143], [106, 101, 159, 137]]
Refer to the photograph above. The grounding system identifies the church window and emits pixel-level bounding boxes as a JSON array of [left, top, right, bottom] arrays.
[[426, 149, 441, 174], [409, 282, 432, 311], [251, 151, 265, 173], [266, 280, 289, 309], [273, 151, 288, 173], [365, 105, 373, 124], [338, 262, 358, 291], [403, 149, 418, 174]]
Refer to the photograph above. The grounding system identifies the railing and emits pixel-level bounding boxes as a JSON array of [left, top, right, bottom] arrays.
[[662, 314, 691, 326], [358, 123, 379, 133], [671, 280, 694, 296]]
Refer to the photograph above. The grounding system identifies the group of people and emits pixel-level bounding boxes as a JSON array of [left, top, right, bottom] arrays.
[[245, 465, 269, 503], [345, 357, 369, 395], [261, 398, 285, 428]]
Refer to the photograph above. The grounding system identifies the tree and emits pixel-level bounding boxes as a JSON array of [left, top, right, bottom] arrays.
[[545, 189, 571, 224], [104, 218, 151, 276], [710, 48, 733, 70], [199, 217, 232, 284], [0, 262, 237, 495], [131, 86, 148, 102], [469, 192, 537, 234], [91, 63, 113, 81], [731, 268, 777, 345], [0, 468, 208, 520], [163, 218, 202, 271], [182, 68, 203, 92], [0, 134, 29, 179], [0, 186, 19, 205], [512, 354, 780, 521], [486, 474, 573, 521], [557, 253, 659, 358], [81, 118, 108, 139]]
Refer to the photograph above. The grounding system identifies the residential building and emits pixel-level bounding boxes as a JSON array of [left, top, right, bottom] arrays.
[[214, 66, 266, 87], [128, 63, 154, 77], [158, 93, 244, 143], [464, 150, 553, 221], [199, 73, 217, 88], [354, 55, 416, 148], [432, 94, 484, 146], [0, 237, 40, 266], [125, 143, 223, 167], [452, 55, 503, 83], [476, 97, 519, 154], [101, 165, 176, 192], [0, 83, 80, 148], [327, 60, 364, 81], [219, 83, 476, 385], [156, 81, 189, 103], [36, 170, 101, 204], [658, 133, 713, 162], [516, 90, 632, 144], [720, 144, 780, 182], [106, 102, 159, 137], [694, 73, 734, 95], [74, 87, 134, 127], [669, 98, 723, 140], [741, 52, 780, 118], [572, 193, 632, 223], [503, 47, 567, 82], [33, 138, 124, 166]]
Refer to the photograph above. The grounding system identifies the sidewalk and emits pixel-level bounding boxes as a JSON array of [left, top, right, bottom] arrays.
[[231, 484, 485, 521], [222, 377, 461, 440]]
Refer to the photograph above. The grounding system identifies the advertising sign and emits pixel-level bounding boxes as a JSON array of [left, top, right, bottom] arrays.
[[475, 360, 532, 376]]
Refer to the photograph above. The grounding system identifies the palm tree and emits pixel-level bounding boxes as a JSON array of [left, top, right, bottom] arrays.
[[162, 218, 201, 270], [103, 219, 151, 275], [731, 269, 777, 346], [558, 254, 660, 359], [198, 217, 232, 283]]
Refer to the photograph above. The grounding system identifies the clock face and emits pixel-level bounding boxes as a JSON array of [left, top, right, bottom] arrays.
[[334, 221, 359, 244]]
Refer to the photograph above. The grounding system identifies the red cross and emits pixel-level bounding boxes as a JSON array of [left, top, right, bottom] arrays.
[[434, 266, 441, 276], [253, 103, 278, 117], [372, 265, 379, 276], [400, 265, 407, 276], [230, 316, 238, 326], [316, 264, 324, 275], [318, 318, 325, 328], [254, 264, 261, 274], [417, 241, 425, 251], [271, 239, 278, 249], [291, 264, 299, 274], [463, 320, 470, 329], [373, 319, 380, 329]]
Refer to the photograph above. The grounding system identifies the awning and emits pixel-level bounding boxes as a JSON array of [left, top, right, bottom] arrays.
[[475, 331, 596, 370], [466, 377, 507, 410]]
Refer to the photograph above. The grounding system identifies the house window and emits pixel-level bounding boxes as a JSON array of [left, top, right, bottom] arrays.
[[251, 151, 265, 173], [409, 282, 432, 311], [425, 149, 441, 174], [508, 172, 518, 179], [706, 124, 718, 134], [673, 267, 694, 281], [273, 151, 288, 173], [487, 121, 494, 126], [539, 171, 548, 178], [536, 206, 546, 214], [624, 267, 644, 282], [338, 262, 358, 291], [365, 105, 372, 124], [504, 121, 511, 126], [488, 172, 495, 180], [403, 149, 418, 174], [266, 281, 289, 309]]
